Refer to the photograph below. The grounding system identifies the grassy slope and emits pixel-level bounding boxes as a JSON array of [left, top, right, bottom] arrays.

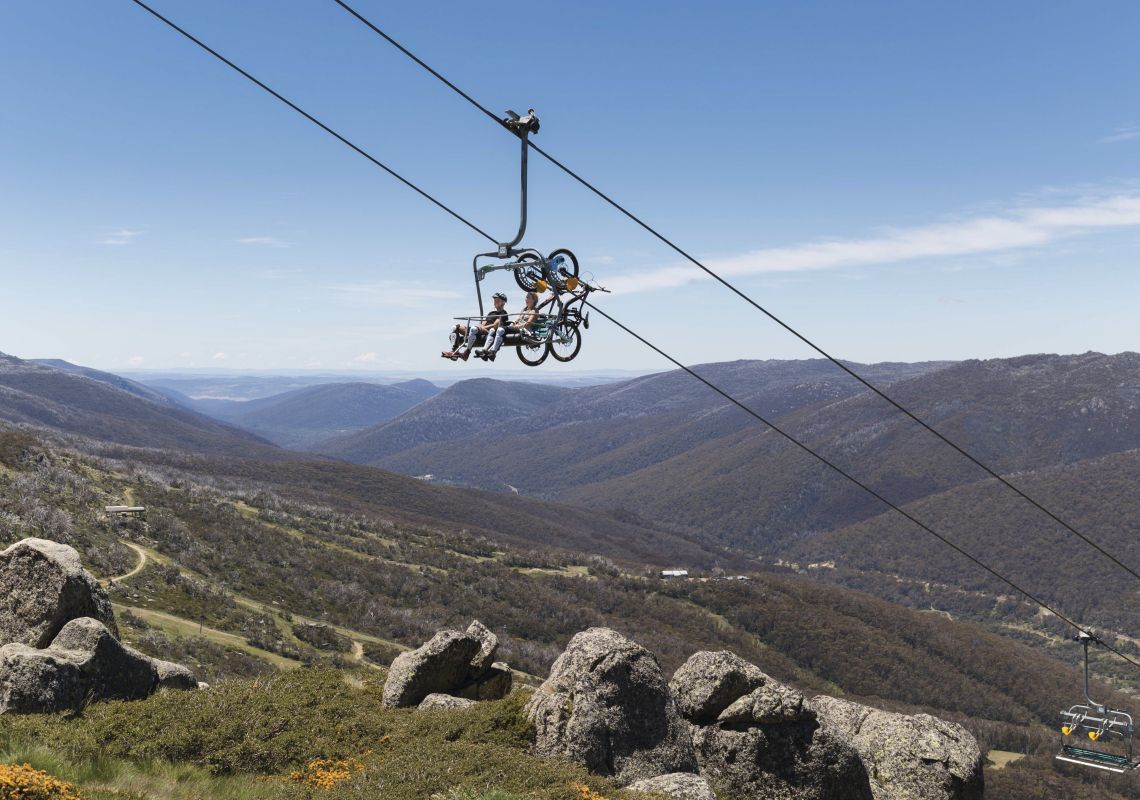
[[1, 430, 1138, 798], [0, 671, 645, 800]]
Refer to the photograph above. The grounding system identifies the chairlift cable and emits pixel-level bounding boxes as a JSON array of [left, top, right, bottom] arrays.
[[129, 0, 497, 245], [328, 0, 1140, 586], [126, 1, 1140, 675]]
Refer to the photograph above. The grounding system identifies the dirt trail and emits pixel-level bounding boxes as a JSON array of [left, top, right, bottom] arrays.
[[104, 541, 148, 584]]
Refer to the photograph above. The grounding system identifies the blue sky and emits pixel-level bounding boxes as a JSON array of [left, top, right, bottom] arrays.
[[2, 1, 1139, 373]]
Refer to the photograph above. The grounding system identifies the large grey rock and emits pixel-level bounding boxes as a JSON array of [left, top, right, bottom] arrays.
[[0, 617, 172, 714], [525, 627, 697, 786], [454, 661, 513, 701], [49, 617, 157, 701], [417, 693, 476, 711], [670, 650, 767, 724], [465, 619, 498, 677], [0, 643, 86, 714], [812, 697, 984, 800], [717, 682, 811, 725], [0, 538, 118, 648], [627, 772, 717, 800], [676, 654, 870, 800], [153, 658, 199, 692], [382, 629, 482, 708], [691, 717, 871, 800]]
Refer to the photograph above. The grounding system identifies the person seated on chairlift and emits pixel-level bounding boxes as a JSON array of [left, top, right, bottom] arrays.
[[477, 291, 539, 362], [443, 292, 509, 362]]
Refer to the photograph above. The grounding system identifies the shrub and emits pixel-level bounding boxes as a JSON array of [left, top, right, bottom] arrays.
[[0, 763, 83, 800]]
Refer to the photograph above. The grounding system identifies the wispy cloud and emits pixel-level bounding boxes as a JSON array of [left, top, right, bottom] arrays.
[[239, 236, 290, 248], [99, 229, 141, 246], [353, 352, 379, 363], [127, 355, 145, 366], [331, 280, 462, 308], [1098, 124, 1140, 144], [212, 352, 228, 361], [609, 193, 1140, 294]]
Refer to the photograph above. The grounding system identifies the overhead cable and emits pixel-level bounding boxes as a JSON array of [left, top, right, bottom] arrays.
[[130, 0, 1140, 674], [130, 0, 497, 244], [329, 0, 1140, 585]]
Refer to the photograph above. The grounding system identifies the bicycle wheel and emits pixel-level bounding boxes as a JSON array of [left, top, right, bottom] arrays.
[[547, 248, 579, 289], [517, 339, 549, 367], [513, 253, 544, 292], [548, 322, 582, 362]]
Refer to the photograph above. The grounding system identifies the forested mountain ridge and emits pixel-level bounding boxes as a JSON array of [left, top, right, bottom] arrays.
[[1, 425, 1132, 740], [321, 359, 948, 489], [0, 352, 284, 459], [318, 378, 569, 465], [177, 379, 441, 448], [555, 352, 1140, 550]]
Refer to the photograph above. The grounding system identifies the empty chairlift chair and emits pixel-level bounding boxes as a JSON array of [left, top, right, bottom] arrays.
[[1057, 631, 1139, 773]]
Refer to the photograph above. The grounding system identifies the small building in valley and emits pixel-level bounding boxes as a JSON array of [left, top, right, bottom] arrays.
[[104, 505, 146, 519]]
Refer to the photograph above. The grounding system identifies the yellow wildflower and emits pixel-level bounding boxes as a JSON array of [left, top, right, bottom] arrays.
[[287, 756, 366, 791], [0, 763, 83, 800]]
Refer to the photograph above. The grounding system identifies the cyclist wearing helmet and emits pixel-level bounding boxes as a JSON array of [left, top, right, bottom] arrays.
[[443, 292, 509, 361]]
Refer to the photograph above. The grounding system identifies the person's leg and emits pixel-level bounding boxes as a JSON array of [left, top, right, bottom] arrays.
[[463, 324, 480, 349], [491, 326, 514, 353], [443, 324, 464, 358]]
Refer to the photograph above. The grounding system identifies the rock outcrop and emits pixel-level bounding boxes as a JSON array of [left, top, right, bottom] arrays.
[[454, 661, 513, 701], [626, 772, 717, 800], [669, 650, 766, 724], [153, 658, 200, 692], [0, 538, 118, 647], [0, 538, 195, 714], [0, 618, 169, 714], [381, 620, 513, 708], [673, 650, 870, 800], [812, 697, 984, 800], [466, 620, 498, 676], [524, 627, 698, 786], [418, 693, 476, 711]]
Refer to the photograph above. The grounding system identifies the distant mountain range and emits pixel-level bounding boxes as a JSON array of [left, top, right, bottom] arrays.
[[0, 353, 280, 459], [0, 352, 726, 570], [7, 349, 1138, 644], [162, 379, 441, 449]]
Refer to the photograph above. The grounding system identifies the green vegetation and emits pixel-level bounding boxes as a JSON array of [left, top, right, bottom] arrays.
[[2, 419, 1138, 799], [0, 670, 641, 800]]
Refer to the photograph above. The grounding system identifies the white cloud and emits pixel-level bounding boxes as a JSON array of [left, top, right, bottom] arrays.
[[1098, 124, 1139, 144], [212, 352, 228, 360], [127, 355, 144, 366], [353, 352, 379, 363], [99, 229, 141, 246], [239, 236, 290, 248], [332, 280, 463, 308], [608, 193, 1140, 294]]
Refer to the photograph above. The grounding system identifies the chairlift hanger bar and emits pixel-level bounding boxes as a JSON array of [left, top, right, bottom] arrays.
[[329, 0, 1140, 586], [128, 0, 1140, 675]]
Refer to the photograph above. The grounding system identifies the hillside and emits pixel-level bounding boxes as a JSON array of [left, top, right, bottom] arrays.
[[187, 380, 440, 449], [787, 446, 1140, 641], [3, 425, 1131, 725], [319, 378, 569, 466], [319, 359, 946, 489], [30, 358, 178, 407], [0, 353, 285, 460], [547, 352, 1140, 550]]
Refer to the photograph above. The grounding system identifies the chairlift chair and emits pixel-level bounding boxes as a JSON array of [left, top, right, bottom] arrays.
[[1056, 631, 1139, 773], [455, 107, 604, 367]]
